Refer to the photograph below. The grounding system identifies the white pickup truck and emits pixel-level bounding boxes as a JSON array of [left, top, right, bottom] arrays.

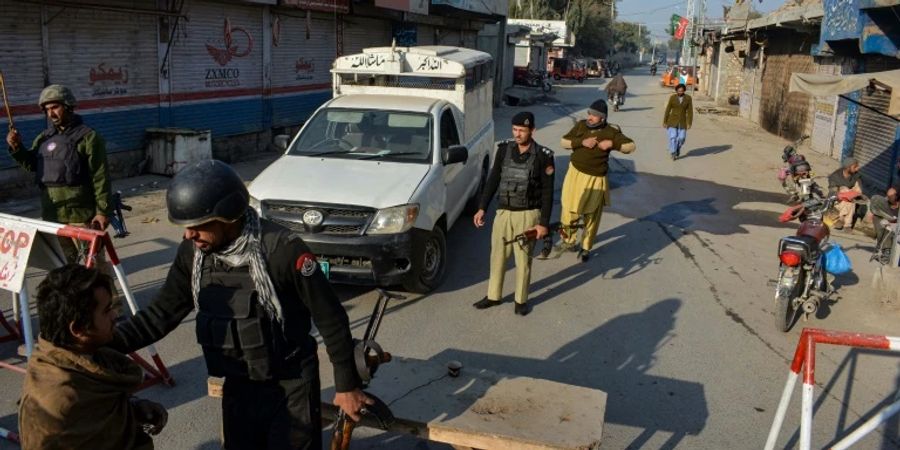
[[248, 46, 495, 292]]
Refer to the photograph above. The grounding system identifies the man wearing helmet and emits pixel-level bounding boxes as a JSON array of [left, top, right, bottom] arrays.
[[109, 160, 370, 449], [5, 84, 112, 263]]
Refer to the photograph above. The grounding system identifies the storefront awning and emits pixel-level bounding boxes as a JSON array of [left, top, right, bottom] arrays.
[[789, 69, 900, 117]]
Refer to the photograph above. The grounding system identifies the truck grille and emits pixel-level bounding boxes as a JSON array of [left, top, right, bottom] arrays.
[[263, 201, 375, 236]]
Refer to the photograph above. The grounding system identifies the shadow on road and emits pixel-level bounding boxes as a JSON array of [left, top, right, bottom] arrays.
[[681, 144, 733, 159], [430, 298, 707, 449]]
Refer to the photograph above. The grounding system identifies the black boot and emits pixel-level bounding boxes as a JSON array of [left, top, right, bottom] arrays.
[[514, 303, 531, 316]]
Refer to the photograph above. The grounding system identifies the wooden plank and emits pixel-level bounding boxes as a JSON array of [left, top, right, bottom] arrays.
[[208, 351, 606, 450]]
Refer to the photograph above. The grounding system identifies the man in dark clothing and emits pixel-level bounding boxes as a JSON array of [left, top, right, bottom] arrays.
[[870, 187, 898, 257], [560, 99, 636, 262], [828, 157, 863, 230], [472, 111, 555, 316], [109, 160, 370, 450]]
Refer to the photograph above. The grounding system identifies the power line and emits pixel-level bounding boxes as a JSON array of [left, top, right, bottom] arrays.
[[618, 1, 686, 17]]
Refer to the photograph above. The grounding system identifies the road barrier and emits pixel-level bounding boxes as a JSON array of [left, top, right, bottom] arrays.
[[0, 213, 173, 389], [765, 327, 900, 450]]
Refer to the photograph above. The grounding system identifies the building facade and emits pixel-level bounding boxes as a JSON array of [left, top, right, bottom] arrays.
[[0, 0, 505, 190]]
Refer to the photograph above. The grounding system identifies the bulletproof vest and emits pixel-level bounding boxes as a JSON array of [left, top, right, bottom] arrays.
[[36, 123, 92, 187], [498, 142, 536, 209], [194, 260, 299, 381]]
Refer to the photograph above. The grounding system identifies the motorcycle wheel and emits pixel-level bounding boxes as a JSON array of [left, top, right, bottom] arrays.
[[775, 266, 804, 332]]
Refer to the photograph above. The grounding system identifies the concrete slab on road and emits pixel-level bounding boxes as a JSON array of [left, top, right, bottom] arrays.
[[1, 69, 899, 450]]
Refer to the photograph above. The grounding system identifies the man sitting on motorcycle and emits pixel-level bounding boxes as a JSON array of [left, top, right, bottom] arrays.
[[605, 74, 627, 107], [828, 157, 864, 230]]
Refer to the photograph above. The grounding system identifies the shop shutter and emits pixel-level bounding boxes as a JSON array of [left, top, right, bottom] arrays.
[[343, 16, 391, 55], [270, 13, 336, 126], [0, 2, 44, 168], [168, 0, 265, 136], [851, 56, 900, 191], [418, 25, 435, 45], [45, 0, 159, 153]]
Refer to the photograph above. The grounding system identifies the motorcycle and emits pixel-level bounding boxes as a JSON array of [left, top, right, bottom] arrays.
[[774, 192, 854, 332], [777, 135, 811, 202], [609, 91, 623, 112]]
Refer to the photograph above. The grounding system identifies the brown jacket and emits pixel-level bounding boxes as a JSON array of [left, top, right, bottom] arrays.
[[19, 339, 152, 450], [663, 94, 693, 129]]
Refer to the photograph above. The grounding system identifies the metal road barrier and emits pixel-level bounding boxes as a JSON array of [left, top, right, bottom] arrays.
[[0, 213, 173, 389], [765, 328, 900, 450]]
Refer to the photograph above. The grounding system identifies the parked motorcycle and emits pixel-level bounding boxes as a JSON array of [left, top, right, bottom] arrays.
[[774, 193, 854, 332], [777, 135, 811, 202]]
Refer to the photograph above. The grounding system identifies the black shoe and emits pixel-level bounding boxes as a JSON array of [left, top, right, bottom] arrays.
[[670, 153, 677, 161], [473, 297, 502, 309], [514, 303, 531, 316], [578, 248, 590, 263]]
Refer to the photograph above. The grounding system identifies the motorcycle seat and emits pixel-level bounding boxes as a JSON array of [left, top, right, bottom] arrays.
[[786, 234, 820, 255]]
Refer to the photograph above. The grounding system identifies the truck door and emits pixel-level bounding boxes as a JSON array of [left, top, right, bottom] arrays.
[[439, 107, 468, 216]]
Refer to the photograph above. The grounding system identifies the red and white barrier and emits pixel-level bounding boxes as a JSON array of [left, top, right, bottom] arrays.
[[765, 328, 900, 450], [0, 426, 19, 444], [0, 213, 174, 389]]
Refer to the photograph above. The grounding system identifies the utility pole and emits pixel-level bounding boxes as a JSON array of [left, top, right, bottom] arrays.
[[680, 0, 694, 65], [638, 23, 644, 63]]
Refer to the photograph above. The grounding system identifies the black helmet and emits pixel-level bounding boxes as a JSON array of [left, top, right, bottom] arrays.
[[781, 145, 796, 162], [166, 160, 248, 227]]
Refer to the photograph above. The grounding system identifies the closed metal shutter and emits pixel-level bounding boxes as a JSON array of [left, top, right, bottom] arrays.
[[852, 56, 900, 191], [44, 0, 159, 153], [437, 28, 463, 46], [462, 31, 477, 49], [343, 16, 391, 55], [418, 24, 435, 45], [271, 13, 336, 126], [169, 0, 264, 136], [0, 2, 44, 168]]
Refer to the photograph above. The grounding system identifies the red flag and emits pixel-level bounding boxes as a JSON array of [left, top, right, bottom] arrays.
[[674, 17, 690, 40]]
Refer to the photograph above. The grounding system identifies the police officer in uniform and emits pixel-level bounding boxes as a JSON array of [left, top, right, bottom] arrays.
[[109, 160, 371, 449], [6, 84, 112, 263], [560, 99, 636, 262], [473, 112, 555, 316]]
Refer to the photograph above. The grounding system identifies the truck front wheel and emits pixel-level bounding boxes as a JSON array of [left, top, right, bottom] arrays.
[[403, 227, 447, 293]]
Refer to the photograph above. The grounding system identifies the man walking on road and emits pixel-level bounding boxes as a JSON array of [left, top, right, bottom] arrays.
[[109, 160, 371, 449], [560, 99, 636, 262], [5, 84, 112, 263], [473, 112, 555, 316], [663, 83, 693, 160]]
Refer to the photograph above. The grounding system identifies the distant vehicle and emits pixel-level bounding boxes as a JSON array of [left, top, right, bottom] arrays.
[[586, 59, 605, 78], [550, 57, 586, 82], [661, 65, 698, 87], [250, 46, 495, 293]]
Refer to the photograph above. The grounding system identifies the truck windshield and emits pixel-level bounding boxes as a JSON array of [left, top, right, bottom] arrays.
[[288, 108, 433, 163]]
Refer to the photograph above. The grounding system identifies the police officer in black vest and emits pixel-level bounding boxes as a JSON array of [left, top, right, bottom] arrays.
[[109, 160, 370, 449], [473, 112, 555, 316]]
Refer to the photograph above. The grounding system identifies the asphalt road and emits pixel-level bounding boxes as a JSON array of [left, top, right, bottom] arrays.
[[1, 70, 899, 449]]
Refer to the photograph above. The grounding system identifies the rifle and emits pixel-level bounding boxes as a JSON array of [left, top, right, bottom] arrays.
[[0, 70, 13, 132], [503, 220, 586, 257], [330, 289, 402, 450]]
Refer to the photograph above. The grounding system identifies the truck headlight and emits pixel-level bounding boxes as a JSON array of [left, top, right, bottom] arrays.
[[367, 204, 419, 235], [249, 196, 262, 215]]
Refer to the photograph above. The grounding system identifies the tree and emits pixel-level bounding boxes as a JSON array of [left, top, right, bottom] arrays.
[[507, 0, 617, 58]]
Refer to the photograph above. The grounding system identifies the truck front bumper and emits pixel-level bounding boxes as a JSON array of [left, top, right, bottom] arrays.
[[303, 229, 426, 286]]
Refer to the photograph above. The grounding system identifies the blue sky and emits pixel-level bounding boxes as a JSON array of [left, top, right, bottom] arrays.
[[616, 0, 782, 41]]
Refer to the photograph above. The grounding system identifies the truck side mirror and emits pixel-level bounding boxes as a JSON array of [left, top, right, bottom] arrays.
[[274, 134, 291, 151], [443, 145, 468, 165]]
